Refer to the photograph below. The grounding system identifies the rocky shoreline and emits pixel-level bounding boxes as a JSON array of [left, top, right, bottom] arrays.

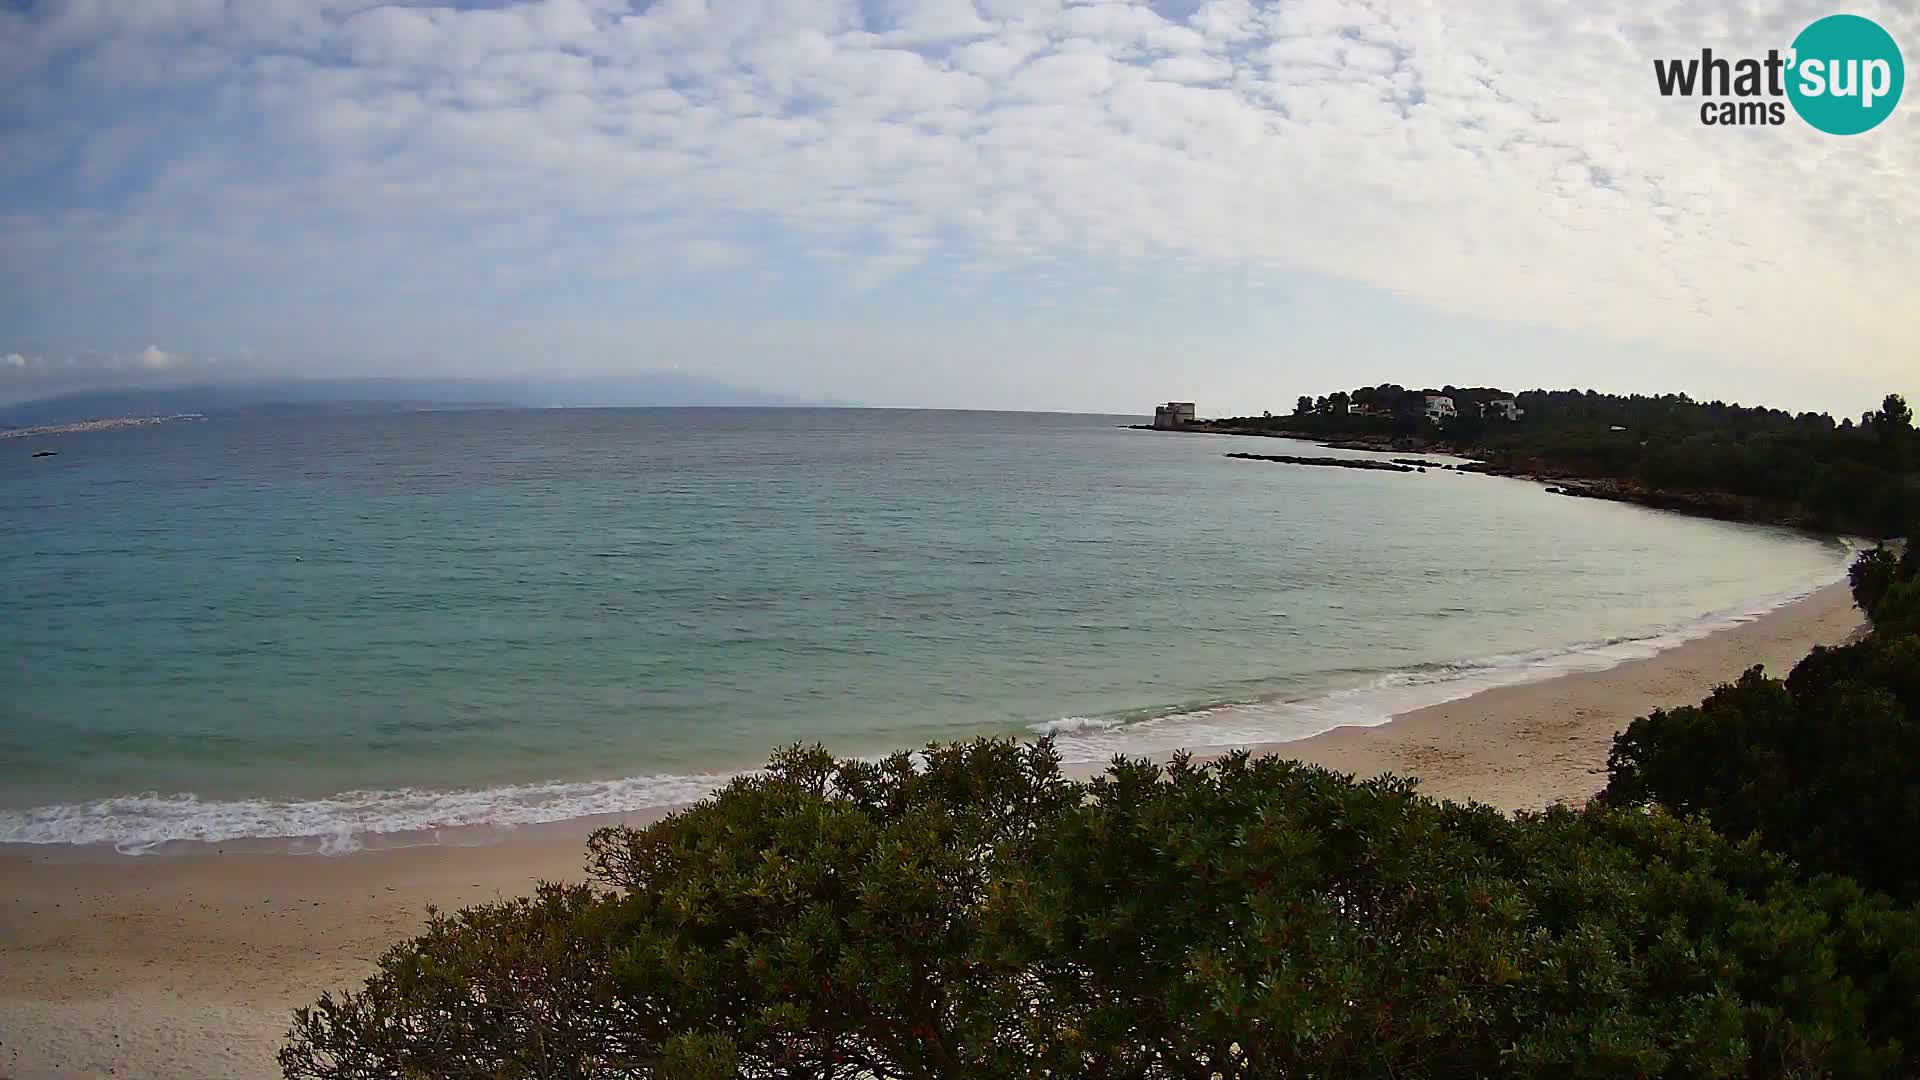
[[1135, 423, 1829, 534], [1515, 474, 1811, 528], [1225, 451, 1420, 473], [1125, 422, 1471, 456]]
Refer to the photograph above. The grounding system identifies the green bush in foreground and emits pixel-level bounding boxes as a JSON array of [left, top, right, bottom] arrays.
[[1605, 549, 1920, 902], [1850, 543, 1920, 637], [283, 740, 1920, 1078]]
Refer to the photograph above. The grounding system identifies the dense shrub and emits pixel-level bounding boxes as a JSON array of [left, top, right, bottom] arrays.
[[1849, 547, 1902, 615], [1850, 543, 1920, 636], [284, 740, 1920, 1078], [1606, 549, 1920, 901]]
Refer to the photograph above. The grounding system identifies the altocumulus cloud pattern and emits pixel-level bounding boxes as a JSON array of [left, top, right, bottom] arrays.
[[0, 0, 1914, 401]]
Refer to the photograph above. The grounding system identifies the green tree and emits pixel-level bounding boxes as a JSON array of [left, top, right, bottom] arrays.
[[1873, 392, 1914, 471], [1882, 393, 1914, 432], [1605, 548, 1920, 898], [286, 741, 1920, 1078], [1850, 546, 1903, 616], [1216, 385, 1918, 536]]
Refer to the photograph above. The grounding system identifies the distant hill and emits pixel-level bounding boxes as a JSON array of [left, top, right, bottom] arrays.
[[0, 375, 819, 427]]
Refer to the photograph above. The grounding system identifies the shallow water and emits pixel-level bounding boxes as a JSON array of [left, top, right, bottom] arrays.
[[0, 408, 1852, 850]]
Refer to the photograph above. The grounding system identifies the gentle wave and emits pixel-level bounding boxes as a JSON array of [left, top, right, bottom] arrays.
[[0, 565, 1854, 855], [1027, 716, 1124, 735], [1027, 569, 1851, 764], [0, 771, 742, 855]]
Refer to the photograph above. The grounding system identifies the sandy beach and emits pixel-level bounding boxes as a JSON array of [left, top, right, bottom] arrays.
[[0, 581, 1864, 1080]]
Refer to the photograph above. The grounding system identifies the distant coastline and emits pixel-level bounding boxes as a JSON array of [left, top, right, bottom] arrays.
[[1, 413, 203, 440], [1145, 422, 1830, 534], [1129, 382, 1916, 539], [0, 374, 821, 432]]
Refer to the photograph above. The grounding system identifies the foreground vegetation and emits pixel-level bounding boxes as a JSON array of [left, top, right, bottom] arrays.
[[287, 544, 1920, 1079], [1215, 387, 1917, 536], [1605, 542, 1920, 901]]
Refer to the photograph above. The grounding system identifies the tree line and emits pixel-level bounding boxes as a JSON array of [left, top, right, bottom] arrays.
[[1217, 386, 1917, 536], [284, 547, 1920, 1078]]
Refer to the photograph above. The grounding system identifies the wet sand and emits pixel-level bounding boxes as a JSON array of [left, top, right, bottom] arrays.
[[1272, 580, 1864, 811], [0, 582, 1863, 1079]]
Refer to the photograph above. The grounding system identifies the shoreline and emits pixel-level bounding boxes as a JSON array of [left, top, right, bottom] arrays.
[[0, 582, 1866, 1078], [1128, 424, 1884, 538], [1265, 580, 1863, 811], [1, 553, 1856, 856]]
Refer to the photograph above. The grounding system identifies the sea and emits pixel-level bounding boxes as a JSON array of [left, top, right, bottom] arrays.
[[0, 408, 1855, 854]]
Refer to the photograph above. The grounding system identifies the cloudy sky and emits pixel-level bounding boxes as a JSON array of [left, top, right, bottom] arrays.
[[1, 0, 1913, 414]]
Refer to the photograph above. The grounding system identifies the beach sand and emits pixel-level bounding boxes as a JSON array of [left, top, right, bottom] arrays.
[[0, 582, 1864, 1079]]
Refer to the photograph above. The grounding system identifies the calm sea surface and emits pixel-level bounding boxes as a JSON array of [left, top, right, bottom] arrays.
[[0, 408, 1852, 851]]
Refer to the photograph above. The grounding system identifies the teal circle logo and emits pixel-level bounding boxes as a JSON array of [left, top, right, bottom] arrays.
[[1787, 14, 1904, 134]]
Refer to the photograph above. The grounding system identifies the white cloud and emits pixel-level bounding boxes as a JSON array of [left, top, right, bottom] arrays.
[[0, 0, 1915, 402], [680, 239, 754, 271], [871, 0, 995, 45], [137, 345, 176, 369]]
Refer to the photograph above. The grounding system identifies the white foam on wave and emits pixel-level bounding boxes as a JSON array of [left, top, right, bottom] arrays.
[[1027, 716, 1123, 735], [0, 549, 1859, 856], [0, 770, 742, 855], [1028, 562, 1856, 765]]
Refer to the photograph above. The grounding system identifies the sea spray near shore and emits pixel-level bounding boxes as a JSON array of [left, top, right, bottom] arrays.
[[1032, 572, 1850, 764], [0, 572, 1851, 854], [0, 770, 747, 854], [1026, 716, 1126, 736]]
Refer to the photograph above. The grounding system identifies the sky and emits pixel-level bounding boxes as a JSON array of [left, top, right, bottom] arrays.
[[0, 0, 1914, 416]]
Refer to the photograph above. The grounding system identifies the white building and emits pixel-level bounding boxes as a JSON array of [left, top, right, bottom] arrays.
[[1422, 394, 1457, 421], [1481, 398, 1523, 421]]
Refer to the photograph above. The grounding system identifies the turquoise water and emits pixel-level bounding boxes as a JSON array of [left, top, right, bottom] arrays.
[[0, 408, 1852, 851]]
